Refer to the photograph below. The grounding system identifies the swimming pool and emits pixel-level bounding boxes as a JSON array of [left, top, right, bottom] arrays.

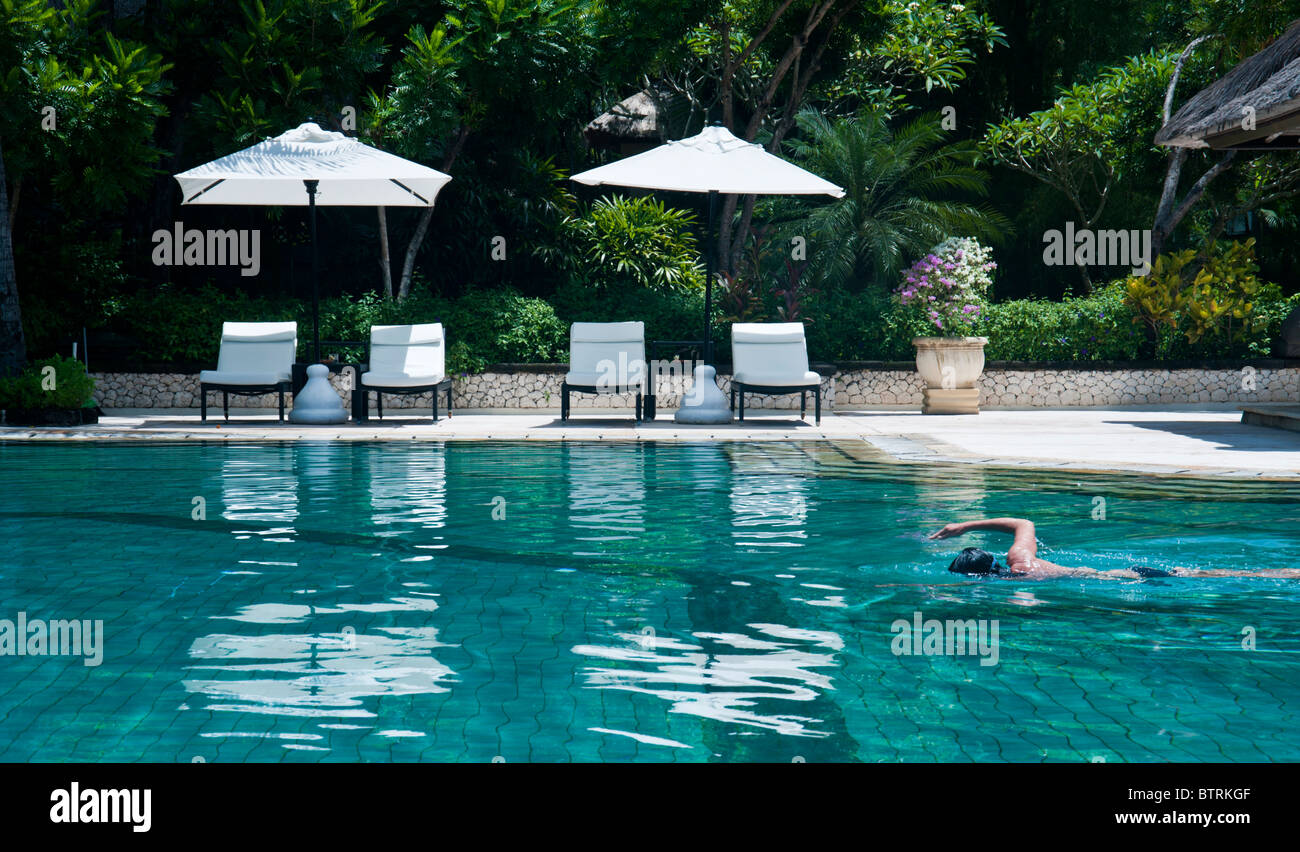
[[1, 440, 1297, 762]]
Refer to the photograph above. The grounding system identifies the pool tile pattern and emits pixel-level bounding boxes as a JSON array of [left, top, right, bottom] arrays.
[[1, 440, 1297, 761]]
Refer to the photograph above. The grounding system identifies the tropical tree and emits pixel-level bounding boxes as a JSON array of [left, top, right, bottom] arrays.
[[0, 0, 169, 374], [370, 0, 597, 300], [982, 50, 1174, 290], [1151, 20, 1300, 257], [782, 109, 1009, 289], [187, 0, 387, 147], [549, 195, 705, 292], [696, 0, 1005, 272]]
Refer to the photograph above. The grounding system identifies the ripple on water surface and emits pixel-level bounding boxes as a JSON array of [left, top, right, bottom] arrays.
[[0, 440, 1297, 762]]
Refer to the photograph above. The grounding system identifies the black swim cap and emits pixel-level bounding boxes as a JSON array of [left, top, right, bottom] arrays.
[[949, 547, 1002, 575]]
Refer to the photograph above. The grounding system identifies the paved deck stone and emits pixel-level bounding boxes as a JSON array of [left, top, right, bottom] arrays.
[[2, 404, 1298, 479]]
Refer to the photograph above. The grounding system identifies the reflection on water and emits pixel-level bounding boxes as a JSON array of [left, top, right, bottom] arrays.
[[221, 446, 298, 540], [185, 592, 454, 720], [192, 445, 463, 737], [370, 446, 447, 549], [566, 444, 645, 550], [573, 623, 843, 738], [729, 446, 810, 549]]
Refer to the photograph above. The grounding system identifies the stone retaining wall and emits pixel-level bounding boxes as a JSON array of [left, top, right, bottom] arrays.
[[91, 362, 1299, 410]]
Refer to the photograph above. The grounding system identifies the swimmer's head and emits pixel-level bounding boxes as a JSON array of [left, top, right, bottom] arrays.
[[948, 547, 1002, 575]]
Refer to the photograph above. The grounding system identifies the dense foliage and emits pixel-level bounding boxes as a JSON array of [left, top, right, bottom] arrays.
[[779, 109, 1009, 288], [0, 355, 97, 409], [105, 275, 1294, 371], [3, 0, 1299, 375], [547, 196, 706, 292]]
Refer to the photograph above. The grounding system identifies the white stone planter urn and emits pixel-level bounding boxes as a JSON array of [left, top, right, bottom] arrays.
[[912, 336, 988, 414]]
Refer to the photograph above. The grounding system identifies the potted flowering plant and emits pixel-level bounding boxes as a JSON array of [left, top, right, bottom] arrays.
[[894, 237, 996, 413]]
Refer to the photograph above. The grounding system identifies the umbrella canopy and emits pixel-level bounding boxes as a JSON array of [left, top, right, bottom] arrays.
[[571, 124, 844, 363], [571, 124, 845, 197], [174, 123, 452, 362], [175, 122, 452, 206]]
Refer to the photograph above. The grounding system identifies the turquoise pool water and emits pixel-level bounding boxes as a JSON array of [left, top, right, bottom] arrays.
[[1, 440, 1298, 762]]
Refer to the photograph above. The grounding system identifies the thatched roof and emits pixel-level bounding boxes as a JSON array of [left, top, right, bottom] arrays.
[[1157, 21, 1300, 149], [584, 89, 665, 150]]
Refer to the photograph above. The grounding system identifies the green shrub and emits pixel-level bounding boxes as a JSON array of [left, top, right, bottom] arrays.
[[443, 288, 567, 368], [980, 284, 1144, 361], [550, 280, 705, 352], [553, 195, 705, 292], [1155, 288, 1299, 359], [802, 285, 925, 361], [112, 284, 564, 372], [102, 274, 1295, 375], [18, 228, 131, 355], [313, 290, 452, 363], [121, 285, 294, 364], [802, 282, 1176, 362], [1123, 240, 1284, 358], [0, 356, 97, 410]]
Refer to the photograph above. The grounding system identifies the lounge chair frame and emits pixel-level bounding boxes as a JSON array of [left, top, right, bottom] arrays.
[[200, 380, 292, 422], [356, 379, 453, 423], [730, 380, 821, 426], [560, 381, 646, 422]]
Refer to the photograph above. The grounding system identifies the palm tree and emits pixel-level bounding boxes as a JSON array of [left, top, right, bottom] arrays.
[[781, 109, 1010, 290]]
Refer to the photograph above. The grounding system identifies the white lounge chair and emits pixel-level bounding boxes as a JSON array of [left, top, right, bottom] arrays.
[[730, 322, 821, 425], [356, 323, 452, 422], [200, 321, 297, 421], [561, 321, 649, 421]]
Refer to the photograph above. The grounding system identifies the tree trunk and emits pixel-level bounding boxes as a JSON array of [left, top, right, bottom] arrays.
[[0, 138, 26, 377], [716, 0, 846, 273], [396, 126, 470, 301], [1152, 150, 1236, 259], [397, 207, 433, 301], [1077, 263, 1093, 294], [717, 192, 739, 275], [1150, 34, 1231, 259], [377, 206, 393, 299], [7, 177, 18, 236], [1151, 147, 1188, 259]]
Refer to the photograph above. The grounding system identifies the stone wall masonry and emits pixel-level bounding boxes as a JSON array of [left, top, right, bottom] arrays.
[[91, 362, 1299, 411]]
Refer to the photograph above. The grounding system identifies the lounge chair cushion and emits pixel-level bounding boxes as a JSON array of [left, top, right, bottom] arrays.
[[564, 368, 647, 388], [731, 323, 807, 344], [200, 370, 290, 386], [362, 323, 445, 387], [570, 321, 645, 344], [205, 321, 297, 387], [731, 322, 815, 387], [360, 371, 444, 388], [732, 369, 821, 388], [568, 321, 646, 390]]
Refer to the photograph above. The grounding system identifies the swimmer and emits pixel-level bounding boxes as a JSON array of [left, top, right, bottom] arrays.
[[928, 517, 1300, 580]]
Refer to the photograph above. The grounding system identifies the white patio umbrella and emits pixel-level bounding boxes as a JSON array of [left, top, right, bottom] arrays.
[[174, 122, 453, 362], [571, 124, 844, 364]]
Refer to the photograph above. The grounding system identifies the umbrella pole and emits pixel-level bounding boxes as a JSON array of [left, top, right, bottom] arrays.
[[704, 189, 718, 365], [305, 179, 321, 364]]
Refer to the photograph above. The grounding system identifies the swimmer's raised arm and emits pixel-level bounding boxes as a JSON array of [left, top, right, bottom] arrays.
[[930, 518, 1039, 568]]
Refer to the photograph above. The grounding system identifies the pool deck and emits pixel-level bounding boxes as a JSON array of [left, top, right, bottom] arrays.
[[3, 403, 1298, 479]]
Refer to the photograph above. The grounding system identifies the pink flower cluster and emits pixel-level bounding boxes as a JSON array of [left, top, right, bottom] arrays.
[[894, 238, 997, 333]]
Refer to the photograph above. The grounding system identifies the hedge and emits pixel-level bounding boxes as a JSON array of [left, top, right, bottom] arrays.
[[85, 280, 1300, 372]]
